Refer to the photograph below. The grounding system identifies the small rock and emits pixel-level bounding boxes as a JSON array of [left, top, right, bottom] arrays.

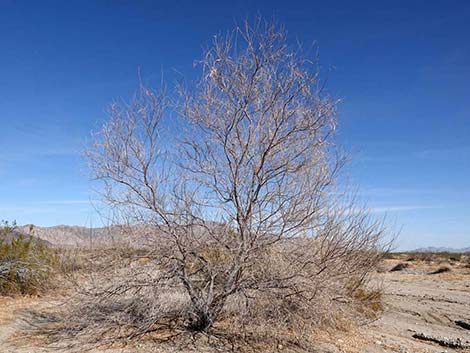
[[390, 263, 409, 272], [455, 319, 470, 330]]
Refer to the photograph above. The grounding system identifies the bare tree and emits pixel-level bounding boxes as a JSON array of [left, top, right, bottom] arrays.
[[82, 19, 387, 342]]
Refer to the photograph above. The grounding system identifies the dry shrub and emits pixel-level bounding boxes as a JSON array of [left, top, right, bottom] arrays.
[[406, 252, 436, 262], [404, 252, 465, 263], [26, 248, 190, 350], [27, 230, 385, 351], [26, 18, 390, 351], [56, 248, 90, 275], [461, 253, 470, 268]]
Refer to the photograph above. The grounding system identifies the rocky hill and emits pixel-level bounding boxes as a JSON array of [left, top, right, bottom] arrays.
[[17, 225, 145, 247]]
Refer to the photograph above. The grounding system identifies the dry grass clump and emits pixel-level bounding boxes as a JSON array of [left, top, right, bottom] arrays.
[[56, 246, 146, 275], [352, 288, 383, 317]]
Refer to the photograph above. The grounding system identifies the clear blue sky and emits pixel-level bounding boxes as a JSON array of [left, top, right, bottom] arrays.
[[1, 0, 468, 250]]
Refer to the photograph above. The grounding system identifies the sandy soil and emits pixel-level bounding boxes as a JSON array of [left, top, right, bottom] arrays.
[[1, 259, 469, 353], [360, 260, 470, 353]]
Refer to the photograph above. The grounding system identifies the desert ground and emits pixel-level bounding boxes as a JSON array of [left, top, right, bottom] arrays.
[[361, 257, 470, 353], [1, 255, 469, 353]]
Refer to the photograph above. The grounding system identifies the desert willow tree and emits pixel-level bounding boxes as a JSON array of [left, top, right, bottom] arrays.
[[87, 21, 386, 335]]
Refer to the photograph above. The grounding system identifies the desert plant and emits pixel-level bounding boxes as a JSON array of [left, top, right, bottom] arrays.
[[402, 252, 466, 263], [78, 19, 388, 344], [465, 254, 470, 268], [0, 220, 58, 295]]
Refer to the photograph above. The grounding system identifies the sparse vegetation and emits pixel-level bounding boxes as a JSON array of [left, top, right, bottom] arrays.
[[386, 251, 469, 264], [464, 254, 470, 268], [0, 221, 58, 295]]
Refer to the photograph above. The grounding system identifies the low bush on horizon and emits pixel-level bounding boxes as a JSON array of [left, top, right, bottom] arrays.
[[385, 251, 467, 263]]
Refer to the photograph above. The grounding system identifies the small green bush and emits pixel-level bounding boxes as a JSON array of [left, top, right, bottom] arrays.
[[0, 220, 58, 295]]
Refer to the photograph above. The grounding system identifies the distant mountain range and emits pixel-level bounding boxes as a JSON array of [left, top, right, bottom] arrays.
[[17, 224, 153, 247], [9, 225, 470, 252], [411, 246, 470, 253]]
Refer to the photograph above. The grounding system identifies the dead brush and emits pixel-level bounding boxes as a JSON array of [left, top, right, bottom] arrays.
[[23, 254, 191, 350], [23, 18, 391, 351], [24, 234, 386, 351]]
